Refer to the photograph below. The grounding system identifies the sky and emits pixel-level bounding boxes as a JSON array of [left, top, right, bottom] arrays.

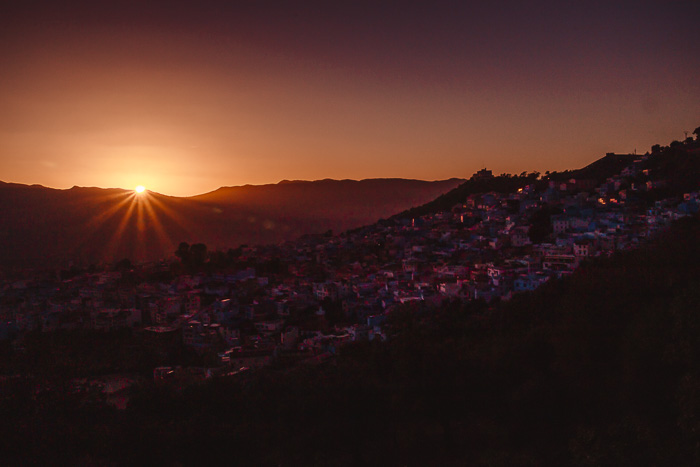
[[1, 0, 699, 197]]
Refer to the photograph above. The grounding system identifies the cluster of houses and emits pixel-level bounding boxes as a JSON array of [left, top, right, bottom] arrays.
[[1, 153, 698, 378]]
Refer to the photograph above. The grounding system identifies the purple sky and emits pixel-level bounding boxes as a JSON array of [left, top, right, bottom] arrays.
[[1, 0, 698, 196]]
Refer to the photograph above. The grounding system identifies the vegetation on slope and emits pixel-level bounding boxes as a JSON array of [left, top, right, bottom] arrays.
[[546, 152, 636, 183], [393, 172, 540, 220]]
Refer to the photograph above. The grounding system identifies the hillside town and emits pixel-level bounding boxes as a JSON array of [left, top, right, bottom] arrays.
[[1, 148, 699, 385]]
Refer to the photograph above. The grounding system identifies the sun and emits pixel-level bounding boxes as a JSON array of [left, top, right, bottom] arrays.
[[135, 185, 146, 194]]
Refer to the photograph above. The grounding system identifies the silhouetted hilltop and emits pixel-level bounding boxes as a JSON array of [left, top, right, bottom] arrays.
[[393, 172, 540, 220], [192, 178, 464, 213], [394, 143, 700, 220], [395, 153, 638, 221], [547, 152, 636, 183]]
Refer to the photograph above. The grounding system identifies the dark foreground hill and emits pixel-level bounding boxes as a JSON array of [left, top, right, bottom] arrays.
[[2, 216, 697, 465], [0, 178, 462, 269]]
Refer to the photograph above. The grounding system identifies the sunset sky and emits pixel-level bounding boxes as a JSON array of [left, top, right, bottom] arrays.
[[1, 1, 698, 197]]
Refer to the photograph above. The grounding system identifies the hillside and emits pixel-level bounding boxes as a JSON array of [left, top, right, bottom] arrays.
[[2, 216, 697, 465], [394, 147, 699, 221], [393, 172, 540, 220], [546, 152, 637, 183], [0, 178, 463, 269]]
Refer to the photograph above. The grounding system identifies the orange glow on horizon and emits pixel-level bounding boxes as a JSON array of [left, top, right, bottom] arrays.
[[135, 185, 146, 194], [1, 3, 698, 197]]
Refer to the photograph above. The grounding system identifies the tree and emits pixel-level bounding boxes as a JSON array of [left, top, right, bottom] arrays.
[[174, 242, 208, 269], [190, 243, 208, 266], [693, 126, 700, 140], [175, 242, 190, 263]]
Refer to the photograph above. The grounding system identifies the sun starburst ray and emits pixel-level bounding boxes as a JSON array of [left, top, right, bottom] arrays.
[[102, 196, 138, 261], [141, 194, 177, 256], [146, 194, 194, 237]]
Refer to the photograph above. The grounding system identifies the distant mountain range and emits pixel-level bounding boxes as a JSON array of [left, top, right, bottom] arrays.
[[0, 178, 463, 269]]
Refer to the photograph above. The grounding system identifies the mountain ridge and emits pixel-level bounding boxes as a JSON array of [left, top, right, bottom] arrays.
[[0, 177, 466, 198], [0, 177, 464, 269]]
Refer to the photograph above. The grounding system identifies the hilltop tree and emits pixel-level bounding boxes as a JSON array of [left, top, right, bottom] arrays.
[[694, 126, 700, 140], [175, 242, 190, 262], [190, 243, 208, 266], [174, 242, 208, 268]]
